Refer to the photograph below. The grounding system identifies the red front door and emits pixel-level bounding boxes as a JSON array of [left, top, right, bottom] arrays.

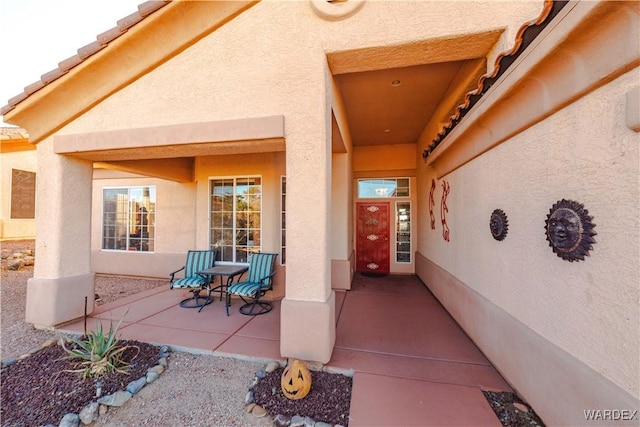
[[356, 203, 390, 275]]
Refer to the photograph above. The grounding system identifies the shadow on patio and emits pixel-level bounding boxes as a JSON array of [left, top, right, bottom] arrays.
[[58, 273, 511, 426]]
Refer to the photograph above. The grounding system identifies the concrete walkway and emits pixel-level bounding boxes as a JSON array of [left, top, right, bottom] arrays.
[[59, 273, 511, 426]]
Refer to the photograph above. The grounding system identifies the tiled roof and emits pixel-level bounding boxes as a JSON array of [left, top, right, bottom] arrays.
[[423, 0, 569, 159], [0, 1, 169, 116], [0, 127, 29, 141]]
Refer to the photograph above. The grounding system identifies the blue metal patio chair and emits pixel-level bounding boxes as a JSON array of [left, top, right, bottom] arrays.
[[169, 250, 216, 312], [226, 252, 278, 316]]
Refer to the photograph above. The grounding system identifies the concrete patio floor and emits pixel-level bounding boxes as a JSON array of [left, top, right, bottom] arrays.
[[58, 273, 512, 426]]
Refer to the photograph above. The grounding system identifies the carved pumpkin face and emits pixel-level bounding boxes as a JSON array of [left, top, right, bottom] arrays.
[[280, 359, 312, 400]]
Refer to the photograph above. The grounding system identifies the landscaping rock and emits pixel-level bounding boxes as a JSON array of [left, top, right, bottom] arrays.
[[58, 412, 80, 427], [266, 361, 280, 372], [125, 377, 147, 394], [273, 414, 291, 426], [252, 404, 267, 417], [97, 390, 132, 407], [79, 401, 99, 425]]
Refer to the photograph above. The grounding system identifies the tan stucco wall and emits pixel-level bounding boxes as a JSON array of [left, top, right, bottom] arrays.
[[26, 137, 94, 326], [0, 149, 37, 239], [90, 154, 288, 295], [19, 1, 544, 360], [414, 3, 640, 422], [416, 66, 640, 423], [91, 172, 197, 277], [52, 0, 539, 301], [331, 151, 355, 290], [353, 142, 416, 173]]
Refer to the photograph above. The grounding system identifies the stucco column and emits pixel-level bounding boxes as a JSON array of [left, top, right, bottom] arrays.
[[26, 138, 94, 327], [280, 93, 336, 363], [330, 152, 354, 290]]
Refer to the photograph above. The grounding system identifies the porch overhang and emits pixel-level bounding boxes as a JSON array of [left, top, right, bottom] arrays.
[[423, 1, 640, 178], [55, 115, 285, 182]]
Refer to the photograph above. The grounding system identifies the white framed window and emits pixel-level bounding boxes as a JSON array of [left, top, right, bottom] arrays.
[[395, 201, 411, 263], [102, 186, 156, 252], [358, 178, 410, 198], [210, 177, 261, 263], [281, 176, 286, 265]]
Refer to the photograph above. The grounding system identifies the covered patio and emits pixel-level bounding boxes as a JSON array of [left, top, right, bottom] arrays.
[[58, 273, 513, 426]]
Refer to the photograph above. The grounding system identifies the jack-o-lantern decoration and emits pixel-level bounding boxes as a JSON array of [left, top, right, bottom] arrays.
[[280, 359, 312, 400]]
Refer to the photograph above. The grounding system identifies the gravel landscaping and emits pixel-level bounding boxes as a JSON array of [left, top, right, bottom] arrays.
[[0, 241, 274, 426], [1, 240, 354, 427]]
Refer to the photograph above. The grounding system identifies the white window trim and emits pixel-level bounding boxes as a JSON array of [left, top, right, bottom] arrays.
[[357, 177, 411, 199], [208, 175, 263, 265], [101, 185, 156, 253], [395, 201, 412, 264]]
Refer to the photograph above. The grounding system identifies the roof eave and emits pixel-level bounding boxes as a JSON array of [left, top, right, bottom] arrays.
[[3, 0, 258, 144]]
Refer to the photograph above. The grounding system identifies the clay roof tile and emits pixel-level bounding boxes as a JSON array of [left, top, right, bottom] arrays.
[[423, 0, 569, 159], [1, 1, 170, 116], [97, 26, 127, 46]]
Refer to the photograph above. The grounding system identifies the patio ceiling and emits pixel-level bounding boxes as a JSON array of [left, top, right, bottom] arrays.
[[329, 30, 503, 148]]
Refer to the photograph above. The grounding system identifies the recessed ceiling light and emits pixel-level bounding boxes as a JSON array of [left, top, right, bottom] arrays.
[[391, 80, 401, 87]]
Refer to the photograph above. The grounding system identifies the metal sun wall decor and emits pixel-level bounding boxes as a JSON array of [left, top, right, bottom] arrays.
[[544, 199, 597, 262], [440, 180, 450, 242], [490, 209, 509, 241], [429, 179, 436, 230]]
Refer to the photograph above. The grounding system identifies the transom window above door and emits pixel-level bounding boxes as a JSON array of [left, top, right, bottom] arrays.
[[358, 178, 410, 198], [210, 177, 261, 263]]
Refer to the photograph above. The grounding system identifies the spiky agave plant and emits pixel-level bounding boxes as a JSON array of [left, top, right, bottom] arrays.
[[61, 315, 138, 379]]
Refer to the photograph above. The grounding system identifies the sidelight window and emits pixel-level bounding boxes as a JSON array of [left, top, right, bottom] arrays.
[[395, 201, 411, 263]]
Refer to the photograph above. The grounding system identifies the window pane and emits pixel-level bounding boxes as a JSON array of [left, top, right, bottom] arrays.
[[396, 178, 410, 197], [397, 242, 411, 252], [222, 229, 234, 245], [211, 229, 223, 245], [211, 212, 223, 228], [248, 212, 260, 229], [236, 193, 248, 210], [247, 194, 261, 211], [222, 246, 234, 261], [236, 229, 247, 245], [222, 212, 233, 228], [358, 178, 410, 198], [396, 201, 411, 263], [236, 248, 249, 263], [397, 253, 410, 263]]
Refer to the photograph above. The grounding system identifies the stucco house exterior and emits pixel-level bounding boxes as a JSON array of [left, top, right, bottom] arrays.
[[2, 1, 638, 425]]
